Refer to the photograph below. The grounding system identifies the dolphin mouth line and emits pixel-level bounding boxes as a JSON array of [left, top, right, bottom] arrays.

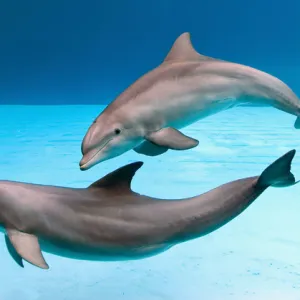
[[80, 139, 112, 170]]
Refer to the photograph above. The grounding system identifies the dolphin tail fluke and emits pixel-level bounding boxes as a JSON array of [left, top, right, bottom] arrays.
[[294, 117, 300, 129], [257, 149, 298, 188]]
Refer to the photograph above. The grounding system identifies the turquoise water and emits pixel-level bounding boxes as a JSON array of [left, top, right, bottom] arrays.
[[1, 105, 300, 299]]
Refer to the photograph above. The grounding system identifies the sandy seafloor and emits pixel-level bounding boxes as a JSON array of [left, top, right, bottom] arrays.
[[0, 105, 300, 300]]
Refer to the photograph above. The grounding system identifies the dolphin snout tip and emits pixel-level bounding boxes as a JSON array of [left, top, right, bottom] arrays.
[[79, 164, 89, 171], [79, 165, 87, 171], [79, 158, 90, 171], [79, 147, 102, 171]]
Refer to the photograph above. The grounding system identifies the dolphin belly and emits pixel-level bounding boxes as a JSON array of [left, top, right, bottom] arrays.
[[39, 237, 174, 262]]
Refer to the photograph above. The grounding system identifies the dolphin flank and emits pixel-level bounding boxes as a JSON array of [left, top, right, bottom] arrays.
[[0, 149, 298, 269], [80, 32, 300, 170]]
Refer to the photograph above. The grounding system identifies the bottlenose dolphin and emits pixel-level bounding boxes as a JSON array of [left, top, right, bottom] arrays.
[[0, 150, 297, 269], [79, 32, 300, 170]]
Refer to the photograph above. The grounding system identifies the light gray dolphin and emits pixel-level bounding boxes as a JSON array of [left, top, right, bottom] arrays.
[[79, 32, 300, 170], [0, 150, 297, 269]]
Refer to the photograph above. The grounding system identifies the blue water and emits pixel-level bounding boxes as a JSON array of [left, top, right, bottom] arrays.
[[1, 105, 300, 299], [2, 1, 300, 105]]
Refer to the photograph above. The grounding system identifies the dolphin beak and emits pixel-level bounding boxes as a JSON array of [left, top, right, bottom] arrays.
[[79, 157, 91, 171], [79, 159, 90, 171], [80, 138, 114, 170], [79, 148, 100, 171]]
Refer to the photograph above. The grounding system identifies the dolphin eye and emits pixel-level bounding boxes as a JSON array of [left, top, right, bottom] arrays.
[[114, 128, 121, 135]]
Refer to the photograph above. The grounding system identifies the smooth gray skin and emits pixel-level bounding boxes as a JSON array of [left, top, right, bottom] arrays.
[[0, 149, 297, 269], [80, 32, 300, 170]]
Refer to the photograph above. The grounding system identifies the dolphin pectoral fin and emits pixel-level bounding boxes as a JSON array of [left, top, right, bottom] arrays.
[[134, 141, 169, 156], [6, 228, 49, 269], [5, 234, 24, 268], [146, 127, 199, 150]]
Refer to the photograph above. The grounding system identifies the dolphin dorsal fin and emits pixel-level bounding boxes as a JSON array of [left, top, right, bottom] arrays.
[[163, 32, 209, 63], [88, 161, 144, 193]]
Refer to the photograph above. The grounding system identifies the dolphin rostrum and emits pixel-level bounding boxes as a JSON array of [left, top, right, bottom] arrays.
[[0, 150, 297, 269], [79, 32, 300, 170]]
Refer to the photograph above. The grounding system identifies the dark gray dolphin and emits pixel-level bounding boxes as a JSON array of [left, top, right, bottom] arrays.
[[0, 150, 297, 269], [79, 32, 300, 170]]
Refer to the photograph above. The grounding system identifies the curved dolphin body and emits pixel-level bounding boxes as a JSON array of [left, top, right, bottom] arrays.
[[80, 32, 300, 170], [0, 150, 297, 269]]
